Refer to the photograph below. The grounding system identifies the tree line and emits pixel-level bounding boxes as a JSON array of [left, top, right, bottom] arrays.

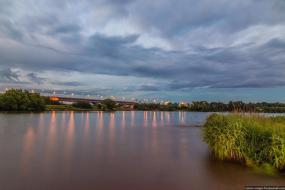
[[0, 89, 45, 111], [188, 101, 285, 113], [1, 89, 285, 113], [134, 101, 285, 113]]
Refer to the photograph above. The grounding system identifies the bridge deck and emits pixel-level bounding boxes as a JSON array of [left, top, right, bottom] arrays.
[[47, 96, 136, 105]]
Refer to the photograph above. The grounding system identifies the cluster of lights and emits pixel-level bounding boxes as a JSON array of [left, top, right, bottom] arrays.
[[0, 88, 192, 106], [44, 90, 137, 102], [1, 88, 181, 104]]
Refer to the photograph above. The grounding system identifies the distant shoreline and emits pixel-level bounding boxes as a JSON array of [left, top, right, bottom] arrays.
[[2, 110, 285, 114]]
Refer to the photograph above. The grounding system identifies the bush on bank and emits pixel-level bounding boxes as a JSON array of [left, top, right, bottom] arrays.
[[72, 101, 92, 109], [0, 89, 45, 112], [203, 114, 285, 171]]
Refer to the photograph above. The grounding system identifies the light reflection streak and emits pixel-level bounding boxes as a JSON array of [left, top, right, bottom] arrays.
[[66, 112, 75, 147], [131, 111, 135, 127], [20, 127, 36, 175], [109, 113, 115, 156], [38, 113, 45, 136], [97, 111, 104, 129], [152, 112, 157, 128], [95, 112, 104, 159], [63, 111, 75, 174], [109, 113, 115, 128], [121, 111, 126, 128], [83, 112, 90, 144], [44, 111, 57, 171], [80, 112, 84, 128], [60, 112, 66, 133], [166, 112, 170, 126], [143, 111, 148, 127], [160, 112, 164, 127], [119, 111, 126, 148], [179, 112, 185, 125]]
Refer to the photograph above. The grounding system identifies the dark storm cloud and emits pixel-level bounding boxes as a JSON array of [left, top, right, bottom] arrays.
[[86, 34, 139, 58], [138, 84, 163, 91], [52, 81, 86, 87], [0, 68, 20, 82], [26, 73, 46, 84], [0, 69, 46, 85], [130, 0, 285, 37], [0, 0, 285, 90], [48, 24, 82, 37]]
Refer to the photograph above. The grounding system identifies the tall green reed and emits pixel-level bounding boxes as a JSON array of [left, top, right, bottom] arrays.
[[203, 114, 285, 171]]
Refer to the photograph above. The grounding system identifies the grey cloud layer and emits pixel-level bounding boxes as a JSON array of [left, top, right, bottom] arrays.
[[0, 0, 284, 90], [0, 69, 20, 82]]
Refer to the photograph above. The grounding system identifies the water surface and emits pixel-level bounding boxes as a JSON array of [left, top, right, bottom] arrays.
[[0, 111, 284, 190]]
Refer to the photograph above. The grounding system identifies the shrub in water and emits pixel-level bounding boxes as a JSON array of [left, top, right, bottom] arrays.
[[203, 114, 285, 171]]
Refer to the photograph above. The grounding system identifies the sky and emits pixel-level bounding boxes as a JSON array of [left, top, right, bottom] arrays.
[[0, 0, 285, 102]]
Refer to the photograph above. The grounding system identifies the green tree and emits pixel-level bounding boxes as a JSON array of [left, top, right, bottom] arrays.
[[101, 99, 116, 110], [72, 101, 92, 109], [0, 89, 45, 111]]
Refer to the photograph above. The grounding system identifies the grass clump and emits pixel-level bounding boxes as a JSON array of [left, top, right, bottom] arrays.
[[203, 114, 285, 172]]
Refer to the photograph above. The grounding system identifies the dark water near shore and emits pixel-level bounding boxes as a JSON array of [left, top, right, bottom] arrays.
[[0, 111, 284, 190]]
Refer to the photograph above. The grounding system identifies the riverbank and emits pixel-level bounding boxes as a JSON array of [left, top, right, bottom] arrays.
[[44, 104, 285, 114], [3, 89, 285, 113], [45, 104, 135, 111], [203, 114, 285, 174], [46, 104, 96, 111]]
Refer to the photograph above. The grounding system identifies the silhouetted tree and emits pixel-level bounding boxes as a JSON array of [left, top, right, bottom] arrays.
[[72, 101, 92, 109], [0, 89, 45, 111], [101, 99, 116, 110]]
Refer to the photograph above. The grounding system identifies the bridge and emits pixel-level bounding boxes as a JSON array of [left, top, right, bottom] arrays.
[[47, 96, 136, 105]]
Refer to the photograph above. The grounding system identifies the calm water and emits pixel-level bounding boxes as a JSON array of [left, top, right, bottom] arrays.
[[0, 111, 284, 190]]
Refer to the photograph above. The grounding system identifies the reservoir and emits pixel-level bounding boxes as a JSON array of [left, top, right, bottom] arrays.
[[0, 111, 284, 190]]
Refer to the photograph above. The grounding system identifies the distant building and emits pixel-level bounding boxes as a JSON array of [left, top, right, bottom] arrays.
[[179, 101, 189, 108], [163, 101, 171, 105]]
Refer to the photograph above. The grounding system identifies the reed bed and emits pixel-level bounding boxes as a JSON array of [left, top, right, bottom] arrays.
[[203, 114, 285, 172]]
